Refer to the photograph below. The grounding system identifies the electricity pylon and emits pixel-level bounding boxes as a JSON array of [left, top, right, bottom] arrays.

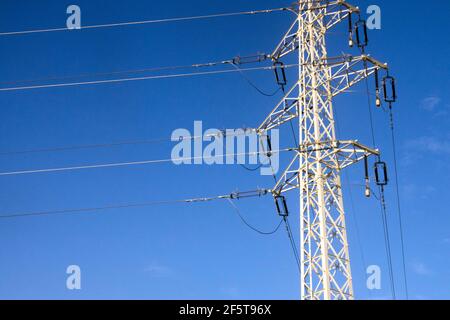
[[257, 0, 390, 300]]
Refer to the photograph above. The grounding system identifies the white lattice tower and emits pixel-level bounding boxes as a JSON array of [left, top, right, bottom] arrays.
[[256, 0, 389, 300]]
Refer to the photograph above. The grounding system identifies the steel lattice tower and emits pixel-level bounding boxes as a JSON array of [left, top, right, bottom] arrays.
[[257, 0, 390, 300]]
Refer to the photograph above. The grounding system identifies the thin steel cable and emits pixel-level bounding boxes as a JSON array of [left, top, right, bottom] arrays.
[[388, 105, 409, 299], [0, 189, 270, 219], [0, 64, 299, 92], [345, 172, 373, 299], [361, 47, 397, 300], [0, 144, 336, 177], [0, 8, 288, 36], [0, 57, 343, 92], [0, 129, 253, 156], [230, 63, 281, 97], [227, 199, 283, 235], [0, 59, 233, 86], [289, 119, 299, 148], [254, 121, 301, 270], [0, 52, 347, 90], [0, 137, 172, 156], [363, 60, 377, 148], [0, 200, 189, 219], [280, 83, 301, 272], [282, 84, 300, 149], [0, 148, 294, 177], [334, 104, 372, 298], [0, 54, 278, 157], [378, 186, 396, 300], [232, 62, 281, 170], [239, 163, 263, 172], [284, 217, 301, 271]]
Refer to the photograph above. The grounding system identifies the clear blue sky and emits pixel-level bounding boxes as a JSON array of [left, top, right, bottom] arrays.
[[0, 0, 448, 300]]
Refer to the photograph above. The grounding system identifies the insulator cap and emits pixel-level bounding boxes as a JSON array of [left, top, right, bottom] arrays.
[[365, 186, 371, 198], [376, 97, 381, 107]]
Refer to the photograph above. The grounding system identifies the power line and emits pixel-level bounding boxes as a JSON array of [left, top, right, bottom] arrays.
[[0, 59, 234, 87], [357, 53, 407, 302], [278, 87, 301, 273], [227, 198, 283, 235], [0, 137, 171, 156], [0, 129, 255, 156], [0, 64, 298, 92], [361, 48, 397, 300], [363, 59, 378, 148], [378, 186, 397, 300], [0, 55, 352, 93], [388, 104, 409, 300], [0, 189, 271, 219], [0, 142, 337, 177], [333, 103, 372, 298], [0, 7, 288, 36], [230, 63, 281, 97], [365, 98, 397, 300], [0, 53, 350, 92], [345, 172, 373, 299], [256, 137, 301, 271], [0, 53, 272, 86], [232, 58, 282, 174], [253, 124, 301, 271], [0, 148, 295, 177], [283, 217, 301, 271]]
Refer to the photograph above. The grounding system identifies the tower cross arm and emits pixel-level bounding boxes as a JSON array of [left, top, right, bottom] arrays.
[[271, 140, 379, 196], [324, 0, 360, 30], [271, 19, 299, 60], [270, 1, 360, 60], [255, 54, 388, 134], [326, 140, 379, 170], [256, 81, 300, 132], [321, 54, 388, 97]]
